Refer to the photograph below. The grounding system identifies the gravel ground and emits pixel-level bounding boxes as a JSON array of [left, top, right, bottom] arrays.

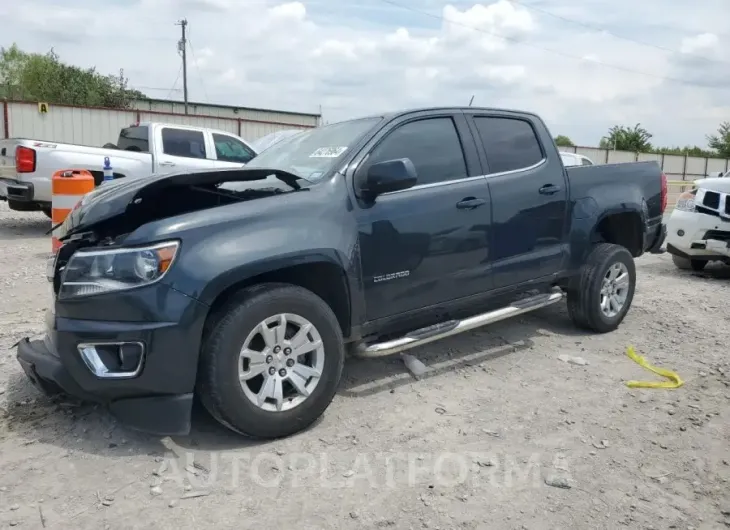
[[1, 201, 729, 530]]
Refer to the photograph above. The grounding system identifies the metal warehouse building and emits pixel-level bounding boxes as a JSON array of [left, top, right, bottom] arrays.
[[1, 97, 321, 146]]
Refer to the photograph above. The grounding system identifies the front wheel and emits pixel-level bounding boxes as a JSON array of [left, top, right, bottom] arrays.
[[671, 255, 708, 271], [567, 243, 636, 333], [197, 283, 345, 439]]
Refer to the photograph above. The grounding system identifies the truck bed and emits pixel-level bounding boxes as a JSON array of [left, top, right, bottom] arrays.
[[0, 138, 152, 208], [566, 161, 665, 221]]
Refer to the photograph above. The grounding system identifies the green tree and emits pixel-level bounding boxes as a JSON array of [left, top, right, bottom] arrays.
[[599, 123, 653, 152], [651, 146, 718, 157], [0, 43, 144, 108], [707, 122, 730, 158], [554, 135, 574, 147]]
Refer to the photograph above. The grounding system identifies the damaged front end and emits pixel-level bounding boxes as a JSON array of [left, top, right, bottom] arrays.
[[50, 167, 310, 290], [18, 167, 312, 435]]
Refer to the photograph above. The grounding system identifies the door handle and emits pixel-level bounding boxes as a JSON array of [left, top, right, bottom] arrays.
[[539, 184, 562, 195], [159, 161, 176, 167], [456, 197, 486, 210]]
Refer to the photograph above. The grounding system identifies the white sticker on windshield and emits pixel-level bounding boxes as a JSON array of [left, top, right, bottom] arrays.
[[309, 146, 347, 158]]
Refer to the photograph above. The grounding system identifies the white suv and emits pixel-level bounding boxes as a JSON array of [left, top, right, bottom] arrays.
[[665, 177, 730, 270]]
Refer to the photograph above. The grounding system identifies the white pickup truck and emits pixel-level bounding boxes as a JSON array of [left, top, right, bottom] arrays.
[[0, 122, 259, 217]]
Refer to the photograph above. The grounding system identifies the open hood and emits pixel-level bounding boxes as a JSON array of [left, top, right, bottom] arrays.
[[56, 167, 306, 240]]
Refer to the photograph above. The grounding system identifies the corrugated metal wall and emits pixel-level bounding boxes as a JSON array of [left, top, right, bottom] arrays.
[[136, 112, 239, 135], [7, 103, 135, 146], [130, 99, 319, 127], [2, 100, 317, 147]]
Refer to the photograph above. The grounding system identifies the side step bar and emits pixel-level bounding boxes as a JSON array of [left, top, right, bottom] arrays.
[[355, 288, 564, 358]]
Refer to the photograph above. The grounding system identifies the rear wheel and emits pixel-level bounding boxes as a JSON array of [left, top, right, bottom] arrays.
[[198, 283, 344, 439], [671, 255, 708, 271], [567, 243, 636, 333]]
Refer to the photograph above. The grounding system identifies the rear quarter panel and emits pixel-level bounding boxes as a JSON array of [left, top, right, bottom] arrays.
[[565, 161, 662, 268]]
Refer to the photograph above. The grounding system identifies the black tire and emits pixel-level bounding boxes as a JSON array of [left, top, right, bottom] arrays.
[[567, 243, 636, 333], [671, 255, 707, 271], [197, 283, 345, 439]]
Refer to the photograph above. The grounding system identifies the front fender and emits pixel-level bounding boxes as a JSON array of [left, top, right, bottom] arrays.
[[194, 249, 350, 306], [123, 174, 365, 326]]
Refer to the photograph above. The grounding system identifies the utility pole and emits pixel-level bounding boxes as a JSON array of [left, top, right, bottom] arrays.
[[176, 18, 189, 115]]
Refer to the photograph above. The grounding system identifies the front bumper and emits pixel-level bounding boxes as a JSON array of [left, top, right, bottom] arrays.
[[665, 208, 730, 259], [15, 282, 209, 436]]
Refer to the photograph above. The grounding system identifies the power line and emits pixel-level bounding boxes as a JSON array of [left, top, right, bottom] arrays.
[[504, 0, 729, 65], [165, 64, 184, 99], [376, 0, 726, 90], [187, 33, 211, 104], [175, 18, 189, 114]]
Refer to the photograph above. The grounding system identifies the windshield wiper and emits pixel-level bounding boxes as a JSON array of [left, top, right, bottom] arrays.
[[46, 221, 63, 235], [241, 167, 311, 190]]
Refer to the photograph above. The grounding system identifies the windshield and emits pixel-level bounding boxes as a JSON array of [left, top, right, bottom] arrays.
[[251, 129, 305, 153], [245, 117, 382, 182]]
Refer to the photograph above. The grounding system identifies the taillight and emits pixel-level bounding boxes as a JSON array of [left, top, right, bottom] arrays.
[[660, 172, 667, 214], [16, 146, 36, 173]]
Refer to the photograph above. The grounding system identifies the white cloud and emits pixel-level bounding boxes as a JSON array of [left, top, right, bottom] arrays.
[[680, 32, 719, 55], [1, 0, 729, 147], [269, 1, 307, 20]]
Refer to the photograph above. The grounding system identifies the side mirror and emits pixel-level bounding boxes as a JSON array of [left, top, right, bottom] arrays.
[[360, 158, 417, 199]]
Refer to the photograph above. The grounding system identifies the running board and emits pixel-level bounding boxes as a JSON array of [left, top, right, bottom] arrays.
[[354, 288, 564, 358]]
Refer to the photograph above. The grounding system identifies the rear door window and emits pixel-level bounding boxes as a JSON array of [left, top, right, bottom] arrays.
[[161, 128, 207, 159], [212, 133, 256, 163], [472, 117, 544, 174]]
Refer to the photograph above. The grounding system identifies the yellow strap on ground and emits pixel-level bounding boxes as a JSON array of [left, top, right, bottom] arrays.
[[625, 346, 684, 389]]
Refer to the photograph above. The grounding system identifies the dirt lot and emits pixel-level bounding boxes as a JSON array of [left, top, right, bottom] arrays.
[[1, 201, 729, 530]]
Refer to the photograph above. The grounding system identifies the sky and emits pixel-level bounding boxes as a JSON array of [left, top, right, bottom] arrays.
[[1, 0, 729, 148]]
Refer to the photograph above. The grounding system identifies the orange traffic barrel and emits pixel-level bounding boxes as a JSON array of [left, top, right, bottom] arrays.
[[51, 169, 95, 252]]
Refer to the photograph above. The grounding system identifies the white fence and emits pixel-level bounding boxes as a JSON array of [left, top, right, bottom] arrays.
[[561, 145, 729, 182], [1, 100, 318, 147]]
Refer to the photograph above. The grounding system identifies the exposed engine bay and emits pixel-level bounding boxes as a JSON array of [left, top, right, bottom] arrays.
[[50, 169, 309, 292]]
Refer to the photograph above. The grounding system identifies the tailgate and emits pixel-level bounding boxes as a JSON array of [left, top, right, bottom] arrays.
[[0, 139, 20, 180]]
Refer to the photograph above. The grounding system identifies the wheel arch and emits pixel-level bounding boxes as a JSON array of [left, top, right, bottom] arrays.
[[202, 256, 353, 340], [590, 209, 644, 257]]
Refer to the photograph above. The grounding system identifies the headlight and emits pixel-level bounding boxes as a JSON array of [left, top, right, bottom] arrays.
[[59, 241, 179, 299], [675, 190, 696, 212]]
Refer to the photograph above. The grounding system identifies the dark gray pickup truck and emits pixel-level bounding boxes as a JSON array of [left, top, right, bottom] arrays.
[[17, 107, 667, 439]]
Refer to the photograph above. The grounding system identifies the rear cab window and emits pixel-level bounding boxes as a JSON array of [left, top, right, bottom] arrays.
[[161, 128, 207, 159], [117, 126, 150, 152], [472, 116, 545, 174]]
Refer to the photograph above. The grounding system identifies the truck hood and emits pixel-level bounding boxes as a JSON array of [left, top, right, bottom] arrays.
[[694, 177, 730, 194], [56, 167, 305, 240]]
